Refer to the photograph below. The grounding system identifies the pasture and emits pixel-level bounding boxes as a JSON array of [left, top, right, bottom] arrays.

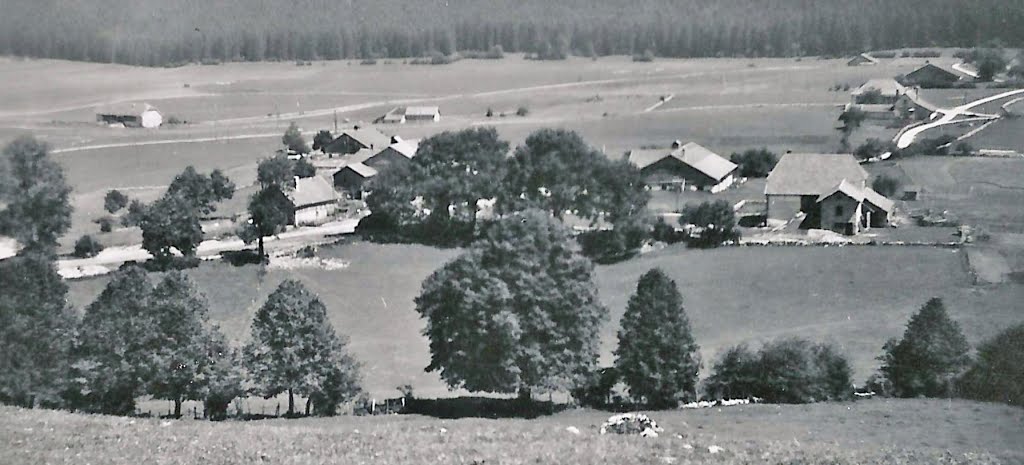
[[2, 398, 1022, 464], [64, 241, 1024, 401]]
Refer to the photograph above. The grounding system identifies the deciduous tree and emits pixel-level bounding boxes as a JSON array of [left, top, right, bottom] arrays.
[[104, 189, 129, 214], [958, 323, 1024, 406], [879, 298, 971, 398], [283, 122, 310, 154], [0, 136, 72, 252], [678, 200, 739, 247]]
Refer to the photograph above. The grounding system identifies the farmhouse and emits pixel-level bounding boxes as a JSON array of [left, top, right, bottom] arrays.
[[331, 139, 419, 198], [847, 53, 879, 66], [850, 78, 905, 104], [96, 103, 163, 128], [365, 138, 419, 170], [333, 163, 378, 199], [323, 126, 392, 155], [287, 176, 339, 226], [378, 106, 441, 124], [765, 153, 892, 234], [902, 62, 961, 86], [627, 141, 738, 193], [894, 88, 940, 120]]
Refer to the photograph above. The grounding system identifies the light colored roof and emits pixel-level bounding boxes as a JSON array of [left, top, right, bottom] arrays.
[[850, 104, 894, 113], [343, 162, 378, 178], [765, 153, 869, 196], [385, 139, 419, 159], [346, 148, 376, 165], [862, 186, 895, 212], [627, 142, 736, 182], [96, 102, 159, 116], [852, 78, 905, 97], [287, 175, 338, 207], [405, 106, 439, 117], [343, 127, 392, 150], [818, 179, 866, 203]]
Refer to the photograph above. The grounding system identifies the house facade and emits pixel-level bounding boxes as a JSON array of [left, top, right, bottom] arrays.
[[287, 176, 339, 226], [627, 141, 737, 193]]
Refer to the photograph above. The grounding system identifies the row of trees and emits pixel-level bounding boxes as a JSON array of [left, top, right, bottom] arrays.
[[2, 0, 1022, 66]]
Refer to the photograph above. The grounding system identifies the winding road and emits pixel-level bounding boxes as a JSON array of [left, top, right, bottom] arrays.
[[895, 88, 1024, 149]]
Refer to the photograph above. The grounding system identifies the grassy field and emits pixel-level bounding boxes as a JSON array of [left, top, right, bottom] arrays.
[[2, 398, 1022, 464], [64, 241, 1024, 401]]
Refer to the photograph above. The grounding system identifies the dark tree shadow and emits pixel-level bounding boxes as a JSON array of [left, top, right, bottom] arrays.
[[402, 397, 570, 419]]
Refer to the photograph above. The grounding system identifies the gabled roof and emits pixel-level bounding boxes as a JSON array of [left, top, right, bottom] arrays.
[[906, 63, 961, 81], [287, 176, 338, 207], [848, 53, 880, 65], [346, 148, 377, 165], [385, 139, 419, 159], [627, 142, 737, 182], [862, 186, 895, 213], [765, 153, 869, 196], [340, 162, 378, 178], [96, 102, 159, 116], [900, 88, 939, 112], [817, 179, 866, 203], [340, 127, 392, 150], [405, 106, 440, 117], [851, 78, 905, 97]]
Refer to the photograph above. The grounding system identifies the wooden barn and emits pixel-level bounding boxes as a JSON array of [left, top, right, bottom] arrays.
[[902, 62, 961, 87], [287, 176, 339, 226], [365, 138, 419, 170], [627, 141, 737, 193], [851, 78, 905, 104], [847, 53, 879, 66], [332, 163, 378, 199], [323, 126, 393, 155], [96, 103, 163, 128]]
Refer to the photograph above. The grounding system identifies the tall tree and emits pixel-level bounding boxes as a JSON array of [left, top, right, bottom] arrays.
[[0, 253, 76, 408], [312, 130, 334, 153], [73, 267, 157, 415], [282, 122, 310, 154], [243, 280, 361, 415], [958, 323, 1024, 406], [615, 268, 701, 408], [139, 192, 204, 262], [415, 209, 607, 398], [165, 166, 235, 215], [237, 185, 292, 258], [0, 135, 72, 252], [879, 298, 971, 398]]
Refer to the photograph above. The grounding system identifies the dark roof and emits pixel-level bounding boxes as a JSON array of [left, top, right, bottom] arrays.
[[765, 153, 869, 196], [817, 179, 866, 203], [628, 142, 737, 181], [287, 176, 338, 207], [906, 63, 961, 81]]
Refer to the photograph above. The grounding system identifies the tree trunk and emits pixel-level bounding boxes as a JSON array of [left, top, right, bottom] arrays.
[[305, 397, 312, 416], [174, 398, 182, 419], [257, 234, 265, 260], [288, 389, 295, 416]]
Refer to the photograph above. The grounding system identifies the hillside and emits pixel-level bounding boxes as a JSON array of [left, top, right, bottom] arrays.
[[2, 399, 1021, 464], [1, 0, 1022, 65]]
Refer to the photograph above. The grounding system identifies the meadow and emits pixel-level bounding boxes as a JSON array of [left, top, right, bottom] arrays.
[[2, 398, 1022, 464]]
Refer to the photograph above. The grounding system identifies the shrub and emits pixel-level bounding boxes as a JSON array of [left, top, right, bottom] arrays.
[[571, 367, 620, 408], [632, 49, 655, 62], [953, 141, 973, 156], [838, 107, 866, 132], [515, 106, 529, 117], [486, 107, 494, 117], [871, 51, 897, 58], [121, 199, 147, 227], [96, 216, 114, 233], [73, 235, 104, 258], [651, 216, 685, 244], [729, 148, 778, 177], [872, 174, 901, 197], [678, 200, 739, 248], [104, 189, 129, 214], [704, 339, 852, 403], [854, 138, 894, 160], [359, 58, 377, 65], [878, 298, 971, 398], [958, 323, 1024, 406]]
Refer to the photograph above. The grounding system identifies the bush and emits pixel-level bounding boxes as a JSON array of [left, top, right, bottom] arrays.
[[104, 189, 129, 214], [650, 216, 685, 244], [516, 106, 529, 117], [878, 298, 971, 398], [678, 200, 739, 248], [73, 235, 104, 258], [872, 174, 901, 197], [632, 49, 655, 62], [486, 107, 494, 117], [121, 199, 147, 227], [704, 338, 852, 403], [729, 148, 778, 177], [958, 323, 1024, 406], [95, 216, 114, 233], [871, 51, 897, 58], [359, 58, 377, 65], [854, 138, 894, 160], [571, 367, 620, 408]]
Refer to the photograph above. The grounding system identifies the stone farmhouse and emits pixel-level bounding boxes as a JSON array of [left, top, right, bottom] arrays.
[[626, 141, 738, 193]]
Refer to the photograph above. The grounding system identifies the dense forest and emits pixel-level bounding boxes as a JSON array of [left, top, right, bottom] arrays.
[[1, 0, 1022, 66]]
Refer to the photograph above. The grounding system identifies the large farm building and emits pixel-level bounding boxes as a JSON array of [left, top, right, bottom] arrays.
[[627, 141, 738, 193]]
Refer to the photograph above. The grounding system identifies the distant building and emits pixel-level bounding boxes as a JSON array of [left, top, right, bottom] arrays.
[[96, 103, 163, 128], [365, 138, 419, 170], [765, 153, 892, 234], [894, 88, 940, 120], [332, 163, 378, 199], [377, 106, 441, 124], [847, 53, 880, 66], [332, 138, 420, 199], [627, 141, 737, 193], [850, 78, 906, 104], [902, 62, 961, 87], [323, 126, 392, 155], [287, 176, 339, 226]]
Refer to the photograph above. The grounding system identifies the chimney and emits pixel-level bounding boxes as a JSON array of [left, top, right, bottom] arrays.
[[671, 140, 682, 149]]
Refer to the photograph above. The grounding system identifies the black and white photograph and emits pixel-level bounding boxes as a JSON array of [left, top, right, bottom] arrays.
[[1, 0, 1023, 463]]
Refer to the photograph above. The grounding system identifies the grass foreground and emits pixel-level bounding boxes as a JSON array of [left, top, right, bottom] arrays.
[[2, 399, 1022, 464]]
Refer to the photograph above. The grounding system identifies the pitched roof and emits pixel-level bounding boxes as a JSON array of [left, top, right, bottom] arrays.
[[848, 53, 880, 64], [901, 88, 939, 112], [862, 186, 895, 213], [96, 102, 159, 116], [627, 142, 737, 182], [346, 148, 377, 165], [765, 153, 869, 196], [386, 139, 419, 159], [817, 179, 866, 203], [405, 106, 440, 117], [342, 162, 378, 178], [341, 127, 392, 150], [907, 63, 960, 80], [851, 78, 905, 97], [287, 176, 338, 207]]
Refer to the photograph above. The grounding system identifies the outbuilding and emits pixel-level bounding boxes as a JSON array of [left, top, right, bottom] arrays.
[[323, 126, 393, 155], [287, 176, 339, 226], [96, 103, 163, 128], [627, 141, 737, 193]]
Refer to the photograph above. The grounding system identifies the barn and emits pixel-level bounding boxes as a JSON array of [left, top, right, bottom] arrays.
[[851, 78, 905, 104], [365, 139, 419, 170], [765, 153, 892, 234], [323, 126, 393, 155], [902, 62, 961, 87], [332, 163, 378, 199], [847, 53, 879, 66], [96, 103, 163, 128], [894, 88, 940, 120], [378, 106, 441, 124], [627, 141, 737, 193], [287, 176, 339, 226]]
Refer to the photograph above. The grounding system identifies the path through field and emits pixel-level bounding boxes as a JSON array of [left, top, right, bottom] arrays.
[[896, 88, 1024, 148]]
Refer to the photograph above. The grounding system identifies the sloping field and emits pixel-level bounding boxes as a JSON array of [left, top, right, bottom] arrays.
[[2, 398, 1022, 464]]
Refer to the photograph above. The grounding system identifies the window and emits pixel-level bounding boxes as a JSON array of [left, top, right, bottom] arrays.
[[835, 205, 844, 216]]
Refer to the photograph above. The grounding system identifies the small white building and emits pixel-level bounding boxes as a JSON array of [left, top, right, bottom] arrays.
[[287, 176, 340, 226], [96, 103, 163, 128], [378, 106, 441, 124]]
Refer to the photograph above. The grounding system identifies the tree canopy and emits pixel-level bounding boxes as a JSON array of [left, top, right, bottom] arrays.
[[615, 268, 701, 408], [958, 323, 1024, 406], [0, 135, 72, 252], [414, 209, 607, 397], [283, 122, 310, 154], [678, 200, 739, 247], [879, 298, 971, 398]]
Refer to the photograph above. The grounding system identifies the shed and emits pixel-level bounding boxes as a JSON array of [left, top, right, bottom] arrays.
[[96, 103, 163, 128], [365, 139, 419, 170], [627, 141, 737, 193], [333, 163, 378, 199], [847, 53, 880, 66], [287, 176, 339, 226]]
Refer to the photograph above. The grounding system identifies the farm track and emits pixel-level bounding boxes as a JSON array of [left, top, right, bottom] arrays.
[[896, 88, 1024, 148]]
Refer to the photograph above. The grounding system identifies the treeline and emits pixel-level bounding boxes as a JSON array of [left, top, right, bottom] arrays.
[[2, 0, 1023, 66]]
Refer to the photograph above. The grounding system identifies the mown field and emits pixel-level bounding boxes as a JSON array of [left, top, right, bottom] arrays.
[[64, 241, 1024, 401], [2, 398, 1022, 464]]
